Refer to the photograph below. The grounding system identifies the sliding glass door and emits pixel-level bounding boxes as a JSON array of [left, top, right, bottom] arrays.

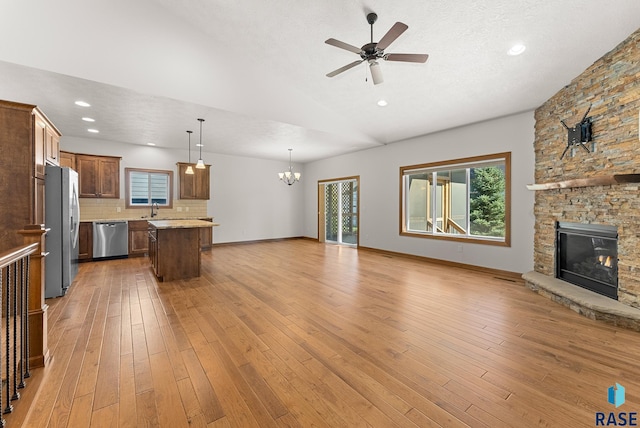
[[318, 177, 359, 246]]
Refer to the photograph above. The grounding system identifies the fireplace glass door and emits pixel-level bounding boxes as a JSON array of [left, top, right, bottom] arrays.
[[556, 222, 618, 299]]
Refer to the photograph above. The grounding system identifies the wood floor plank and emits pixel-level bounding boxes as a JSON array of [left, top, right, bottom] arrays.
[[91, 403, 119, 428], [118, 352, 138, 428], [67, 393, 94, 428], [94, 314, 121, 410], [149, 351, 190, 428], [7, 240, 640, 427]]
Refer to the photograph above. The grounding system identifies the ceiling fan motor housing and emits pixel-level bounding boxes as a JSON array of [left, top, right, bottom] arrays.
[[360, 42, 382, 60]]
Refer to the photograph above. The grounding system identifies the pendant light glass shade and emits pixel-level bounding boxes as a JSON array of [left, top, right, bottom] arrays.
[[185, 130, 194, 175], [196, 118, 206, 169]]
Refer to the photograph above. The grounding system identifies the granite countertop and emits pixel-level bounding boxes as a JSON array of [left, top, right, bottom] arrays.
[[81, 216, 213, 222], [147, 219, 219, 229]]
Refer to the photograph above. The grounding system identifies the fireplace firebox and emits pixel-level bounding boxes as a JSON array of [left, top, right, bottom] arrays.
[[556, 222, 618, 299]]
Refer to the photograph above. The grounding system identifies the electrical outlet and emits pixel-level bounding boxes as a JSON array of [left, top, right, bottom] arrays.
[[185, 207, 189, 212], [116, 207, 121, 212], [177, 207, 183, 212], [457, 244, 463, 253]]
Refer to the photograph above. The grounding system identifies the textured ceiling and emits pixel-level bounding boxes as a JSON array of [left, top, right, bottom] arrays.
[[0, 0, 639, 163]]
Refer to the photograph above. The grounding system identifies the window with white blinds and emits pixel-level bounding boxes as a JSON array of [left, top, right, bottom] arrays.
[[125, 168, 173, 207]]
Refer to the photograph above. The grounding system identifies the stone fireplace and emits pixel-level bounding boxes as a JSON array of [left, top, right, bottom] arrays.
[[523, 27, 640, 324]]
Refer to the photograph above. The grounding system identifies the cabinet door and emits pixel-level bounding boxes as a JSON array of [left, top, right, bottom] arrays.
[[76, 155, 99, 197], [128, 220, 149, 256], [33, 177, 45, 226], [199, 217, 213, 250], [59, 151, 76, 169], [98, 157, 120, 198], [178, 163, 197, 199], [78, 222, 93, 260], [33, 115, 46, 179], [45, 126, 60, 165], [194, 166, 210, 199]]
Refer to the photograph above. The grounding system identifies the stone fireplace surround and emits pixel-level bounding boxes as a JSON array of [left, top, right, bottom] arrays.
[[522, 27, 640, 330]]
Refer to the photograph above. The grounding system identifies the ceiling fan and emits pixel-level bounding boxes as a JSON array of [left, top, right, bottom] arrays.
[[325, 12, 429, 85]]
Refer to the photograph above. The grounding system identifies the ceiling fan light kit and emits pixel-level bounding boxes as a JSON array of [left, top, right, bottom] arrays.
[[325, 12, 428, 85]]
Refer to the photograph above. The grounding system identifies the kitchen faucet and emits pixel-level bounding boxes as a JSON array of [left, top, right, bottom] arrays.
[[151, 202, 159, 218]]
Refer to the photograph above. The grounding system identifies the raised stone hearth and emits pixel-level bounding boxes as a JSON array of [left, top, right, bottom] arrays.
[[524, 271, 640, 331]]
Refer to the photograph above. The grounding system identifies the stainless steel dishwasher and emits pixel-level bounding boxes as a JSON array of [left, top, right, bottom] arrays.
[[93, 221, 129, 259]]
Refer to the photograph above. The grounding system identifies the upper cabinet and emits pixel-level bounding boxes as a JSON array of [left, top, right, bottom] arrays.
[[33, 112, 61, 178], [0, 99, 59, 249], [45, 125, 60, 165], [59, 151, 75, 169], [177, 162, 210, 200], [76, 154, 120, 198]]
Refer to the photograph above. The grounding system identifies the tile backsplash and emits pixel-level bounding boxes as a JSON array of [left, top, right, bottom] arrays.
[[80, 199, 209, 221]]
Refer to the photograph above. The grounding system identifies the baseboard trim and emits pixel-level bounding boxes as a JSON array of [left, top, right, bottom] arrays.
[[212, 236, 309, 247], [357, 245, 524, 282]]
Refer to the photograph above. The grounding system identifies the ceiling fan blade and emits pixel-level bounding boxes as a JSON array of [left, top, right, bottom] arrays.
[[326, 60, 364, 77], [369, 61, 384, 85], [384, 53, 429, 63], [376, 22, 408, 51], [325, 38, 362, 54]]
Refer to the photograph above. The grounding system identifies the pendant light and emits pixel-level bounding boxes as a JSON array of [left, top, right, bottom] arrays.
[[278, 148, 301, 185], [196, 118, 206, 169], [185, 130, 194, 175]]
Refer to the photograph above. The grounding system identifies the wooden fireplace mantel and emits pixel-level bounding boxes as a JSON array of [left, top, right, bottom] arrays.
[[526, 174, 640, 191]]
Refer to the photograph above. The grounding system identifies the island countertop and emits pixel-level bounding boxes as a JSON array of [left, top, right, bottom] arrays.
[[148, 219, 219, 229]]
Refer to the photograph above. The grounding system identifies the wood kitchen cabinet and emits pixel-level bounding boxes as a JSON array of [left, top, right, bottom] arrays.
[[177, 162, 210, 200], [59, 150, 76, 169], [148, 220, 214, 282], [34, 115, 46, 179], [76, 154, 120, 198], [199, 217, 213, 250], [128, 220, 149, 257], [0, 100, 60, 249], [78, 222, 93, 261], [45, 125, 60, 165]]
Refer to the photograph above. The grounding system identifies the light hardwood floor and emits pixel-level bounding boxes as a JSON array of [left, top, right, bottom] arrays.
[[6, 239, 640, 427]]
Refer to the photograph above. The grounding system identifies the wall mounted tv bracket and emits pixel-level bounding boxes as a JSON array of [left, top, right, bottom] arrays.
[[560, 104, 593, 159]]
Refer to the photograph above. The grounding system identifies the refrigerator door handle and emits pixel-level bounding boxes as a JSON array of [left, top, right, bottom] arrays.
[[71, 185, 80, 248]]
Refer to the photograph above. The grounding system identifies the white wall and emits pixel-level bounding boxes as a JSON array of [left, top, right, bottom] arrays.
[[61, 137, 305, 244], [63, 110, 535, 271], [303, 111, 536, 274]]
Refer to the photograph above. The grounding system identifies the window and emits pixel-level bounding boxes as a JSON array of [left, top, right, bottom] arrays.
[[400, 152, 510, 246], [125, 168, 173, 208]]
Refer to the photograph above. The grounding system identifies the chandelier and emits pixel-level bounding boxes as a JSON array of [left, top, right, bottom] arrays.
[[278, 148, 301, 185]]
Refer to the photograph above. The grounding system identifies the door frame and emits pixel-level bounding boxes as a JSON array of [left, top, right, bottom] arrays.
[[317, 176, 360, 247]]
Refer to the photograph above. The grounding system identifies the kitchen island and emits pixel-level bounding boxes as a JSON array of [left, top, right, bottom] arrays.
[[147, 219, 218, 282]]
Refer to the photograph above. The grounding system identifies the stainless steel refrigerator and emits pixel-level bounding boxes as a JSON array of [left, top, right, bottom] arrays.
[[45, 165, 80, 298]]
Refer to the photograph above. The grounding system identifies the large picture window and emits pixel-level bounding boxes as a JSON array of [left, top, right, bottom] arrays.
[[125, 168, 173, 208], [400, 152, 510, 246]]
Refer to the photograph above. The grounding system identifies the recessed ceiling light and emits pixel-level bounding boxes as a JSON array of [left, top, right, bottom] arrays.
[[87, 128, 99, 133], [196, 143, 203, 147], [508, 43, 526, 56], [377, 99, 388, 107], [75, 100, 91, 107], [147, 142, 156, 146], [82, 117, 95, 122]]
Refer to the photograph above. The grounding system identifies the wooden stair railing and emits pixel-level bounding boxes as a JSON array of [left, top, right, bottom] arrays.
[[0, 242, 38, 427]]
